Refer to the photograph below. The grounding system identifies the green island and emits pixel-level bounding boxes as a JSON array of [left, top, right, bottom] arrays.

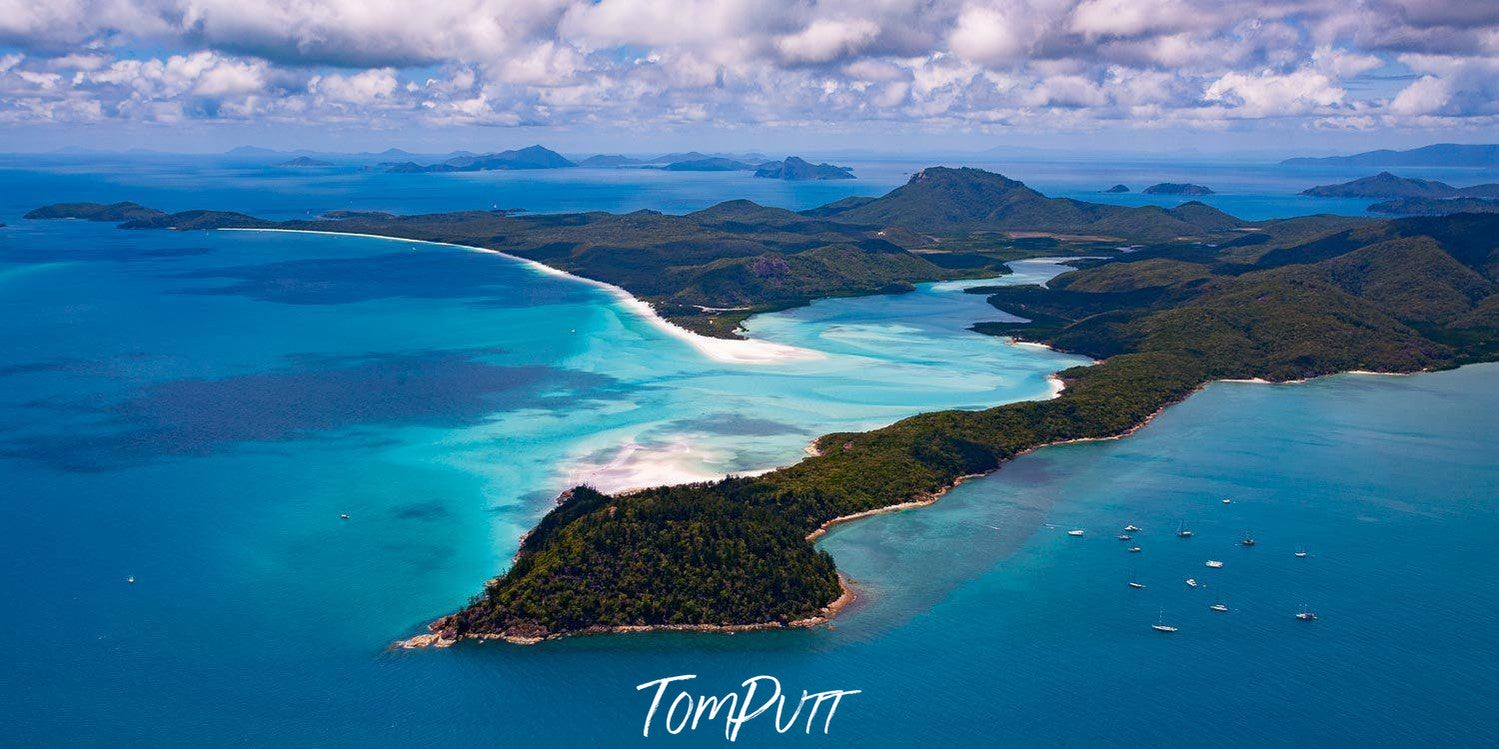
[[28, 168, 1499, 645], [1369, 197, 1499, 216]]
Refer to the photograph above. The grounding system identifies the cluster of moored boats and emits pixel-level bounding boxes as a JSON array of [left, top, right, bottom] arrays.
[[1064, 498, 1319, 632]]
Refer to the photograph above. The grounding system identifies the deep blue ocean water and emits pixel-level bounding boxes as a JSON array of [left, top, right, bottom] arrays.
[[1, 155, 1496, 746]]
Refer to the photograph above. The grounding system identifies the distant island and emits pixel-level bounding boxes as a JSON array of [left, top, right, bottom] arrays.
[[577, 154, 644, 168], [1282, 143, 1499, 168], [1368, 197, 1499, 215], [278, 156, 334, 168], [377, 147, 835, 176], [23, 201, 165, 222], [1301, 172, 1499, 199], [1142, 182, 1214, 195], [1104, 184, 1130, 193], [754, 157, 854, 180], [652, 151, 766, 165], [386, 145, 575, 173], [661, 157, 756, 171]]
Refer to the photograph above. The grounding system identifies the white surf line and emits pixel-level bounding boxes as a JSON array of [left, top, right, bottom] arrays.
[[220, 228, 824, 366]]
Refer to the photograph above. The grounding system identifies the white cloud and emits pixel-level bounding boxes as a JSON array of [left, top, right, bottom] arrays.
[[1069, 0, 1198, 40], [193, 58, 266, 96], [1023, 74, 1107, 107], [1389, 75, 1449, 115], [311, 69, 399, 104], [1388, 54, 1499, 116], [0, 0, 1494, 134], [1204, 68, 1345, 117], [948, 5, 1033, 66], [1311, 46, 1381, 78], [496, 42, 583, 85], [777, 19, 881, 64]]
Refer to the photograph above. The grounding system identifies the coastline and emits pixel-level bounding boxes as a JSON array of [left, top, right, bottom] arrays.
[[804, 472, 986, 542], [398, 574, 858, 648], [220, 228, 825, 366]]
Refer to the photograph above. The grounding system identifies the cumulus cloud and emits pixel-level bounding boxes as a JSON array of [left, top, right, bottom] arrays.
[[310, 69, 398, 104], [777, 19, 881, 64], [948, 5, 1035, 66], [1069, 0, 1199, 40], [0, 0, 1493, 134], [1389, 53, 1499, 117], [1204, 68, 1346, 117]]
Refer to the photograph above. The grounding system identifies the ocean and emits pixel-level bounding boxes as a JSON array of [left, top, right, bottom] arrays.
[[1, 154, 1495, 746]]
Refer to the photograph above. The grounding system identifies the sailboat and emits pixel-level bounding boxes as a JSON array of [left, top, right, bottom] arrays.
[[1128, 545, 1142, 553], [126, 575, 136, 584], [1210, 597, 1228, 613], [1221, 497, 1232, 504], [1294, 547, 1308, 558], [1128, 581, 1146, 589], [1176, 520, 1193, 538], [1152, 609, 1178, 633]]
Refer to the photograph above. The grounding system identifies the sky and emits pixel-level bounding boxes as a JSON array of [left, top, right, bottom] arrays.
[[1, 0, 1496, 155]]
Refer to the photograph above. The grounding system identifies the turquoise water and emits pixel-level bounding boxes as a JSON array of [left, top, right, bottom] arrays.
[[2, 159, 1497, 746]]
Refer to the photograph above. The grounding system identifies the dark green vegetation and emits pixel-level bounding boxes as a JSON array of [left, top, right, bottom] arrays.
[[278, 156, 335, 168], [30, 169, 1499, 643], [814, 168, 1241, 243], [661, 157, 756, 171], [1143, 183, 1214, 195], [1371, 197, 1499, 216], [1105, 184, 1130, 193], [1302, 171, 1499, 199], [1281, 143, 1499, 168], [120, 210, 272, 230], [754, 157, 855, 180], [385, 145, 575, 173], [23, 202, 165, 222]]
